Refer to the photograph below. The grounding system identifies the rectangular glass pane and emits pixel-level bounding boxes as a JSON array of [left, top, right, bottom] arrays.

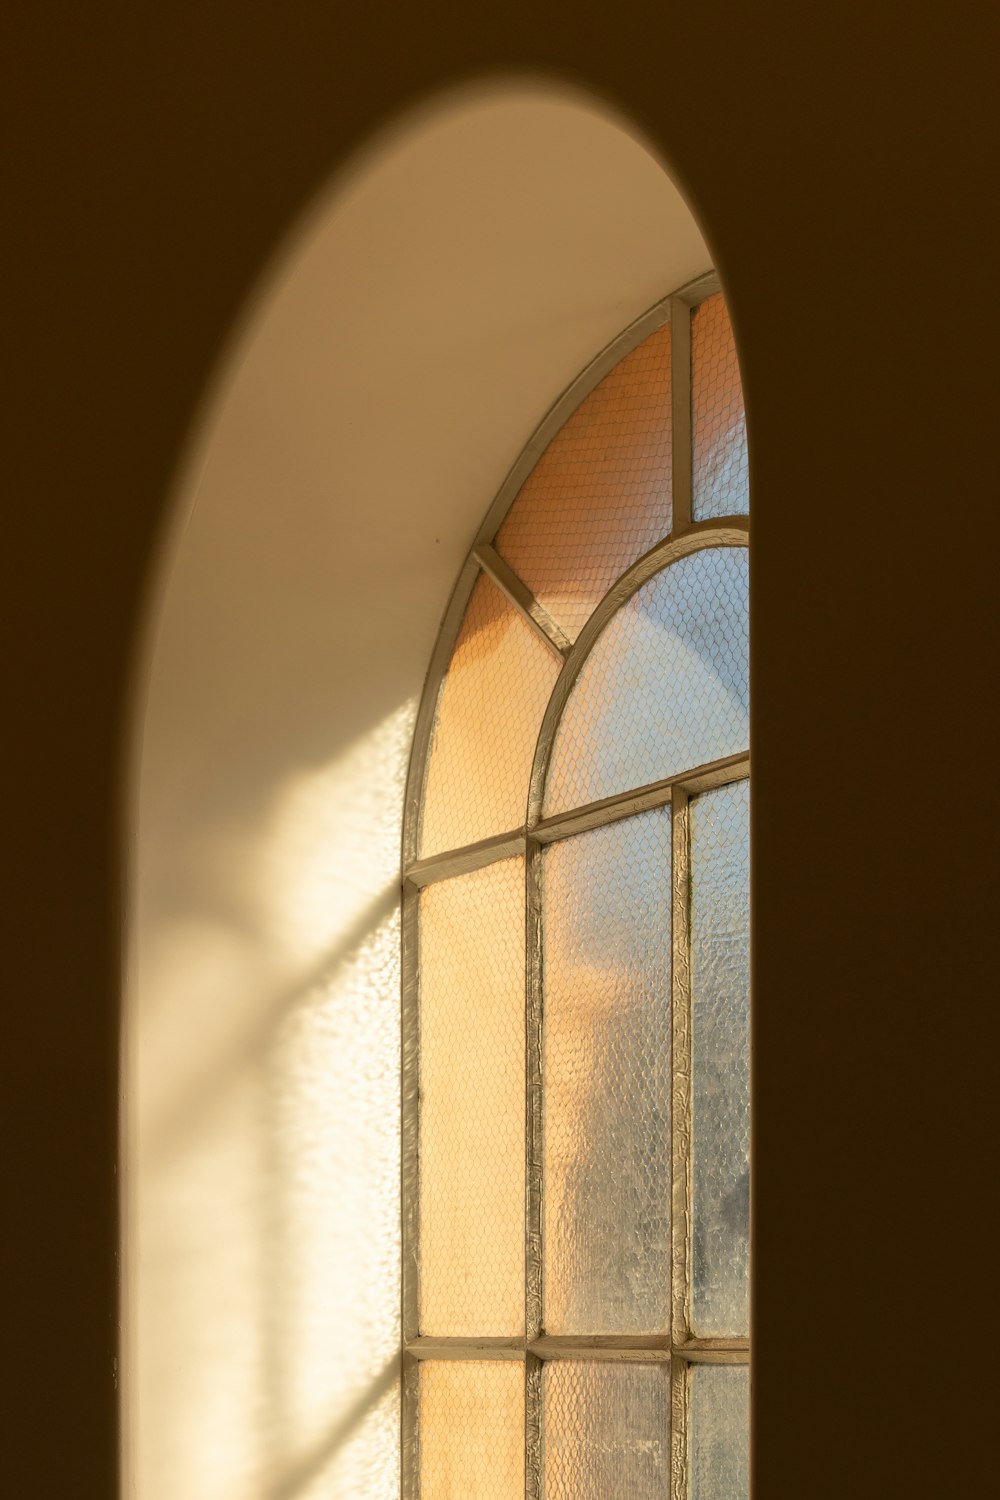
[[419, 858, 525, 1335], [542, 1360, 669, 1499], [692, 292, 749, 521], [542, 809, 671, 1334], [690, 781, 750, 1336], [689, 1365, 749, 1500], [420, 1360, 524, 1500]]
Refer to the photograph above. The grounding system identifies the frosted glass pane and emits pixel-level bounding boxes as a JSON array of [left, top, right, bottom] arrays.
[[420, 573, 560, 855], [496, 323, 672, 642], [690, 781, 750, 1337], [692, 294, 748, 521], [420, 1361, 524, 1500], [544, 548, 749, 816], [542, 810, 671, 1333], [689, 1365, 749, 1500], [542, 1361, 669, 1499], [419, 859, 525, 1335]]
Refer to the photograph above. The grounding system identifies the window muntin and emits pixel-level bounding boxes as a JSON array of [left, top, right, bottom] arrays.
[[402, 272, 749, 1500]]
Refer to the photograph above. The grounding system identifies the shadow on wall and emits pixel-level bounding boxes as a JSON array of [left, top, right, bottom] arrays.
[[123, 77, 708, 1499]]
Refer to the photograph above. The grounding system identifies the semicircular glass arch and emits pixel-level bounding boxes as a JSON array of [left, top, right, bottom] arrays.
[[542, 544, 749, 817]]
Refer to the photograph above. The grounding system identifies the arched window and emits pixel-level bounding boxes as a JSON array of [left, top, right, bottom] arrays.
[[402, 272, 749, 1499]]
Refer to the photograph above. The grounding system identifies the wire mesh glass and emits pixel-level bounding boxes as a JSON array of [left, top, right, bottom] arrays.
[[542, 809, 672, 1334], [418, 857, 525, 1336], [419, 573, 560, 856], [407, 286, 752, 1500], [688, 1364, 749, 1500], [544, 547, 749, 816], [496, 322, 672, 642], [542, 1360, 670, 1500], [690, 781, 750, 1337], [692, 294, 748, 521], [419, 1360, 524, 1500]]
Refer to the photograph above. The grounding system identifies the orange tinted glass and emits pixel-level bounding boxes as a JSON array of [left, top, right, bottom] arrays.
[[420, 1361, 524, 1499], [419, 574, 560, 856], [496, 323, 672, 641], [418, 858, 525, 1335]]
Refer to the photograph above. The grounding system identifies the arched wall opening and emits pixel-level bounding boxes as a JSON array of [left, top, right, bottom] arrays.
[[124, 79, 710, 1499]]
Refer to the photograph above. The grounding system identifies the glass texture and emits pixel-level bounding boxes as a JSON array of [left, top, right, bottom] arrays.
[[496, 324, 672, 642], [689, 1365, 749, 1500], [542, 1361, 669, 1500], [544, 548, 749, 816], [420, 573, 560, 856], [419, 1361, 524, 1500], [418, 858, 525, 1335], [690, 781, 750, 1336], [543, 810, 672, 1333], [692, 294, 748, 521]]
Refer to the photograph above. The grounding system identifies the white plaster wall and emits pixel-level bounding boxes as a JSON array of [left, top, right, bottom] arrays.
[[125, 80, 707, 1499]]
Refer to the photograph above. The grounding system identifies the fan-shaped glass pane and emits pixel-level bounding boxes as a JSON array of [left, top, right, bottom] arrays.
[[544, 547, 749, 816], [496, 322, 672, 642], [692, 294, 748, 520], [420, 573, 560, 855]]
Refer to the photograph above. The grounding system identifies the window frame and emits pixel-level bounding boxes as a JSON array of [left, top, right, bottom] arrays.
[[400, 269, 749, 1500]]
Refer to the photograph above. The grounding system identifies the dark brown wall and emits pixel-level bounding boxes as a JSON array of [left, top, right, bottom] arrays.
[[4, 3, 997, 1494]]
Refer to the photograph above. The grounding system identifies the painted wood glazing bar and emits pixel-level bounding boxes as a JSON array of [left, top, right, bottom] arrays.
[[671, 785, 693, 1349], [525, 839, 544, 1346], [472, 543, 571, 660], [524, 1354, 542, 1500], [670, 1353, 690, 1500], [401, 880, 421, 1349], [403, 753, 750, 888], [670, 294, 693, 534]]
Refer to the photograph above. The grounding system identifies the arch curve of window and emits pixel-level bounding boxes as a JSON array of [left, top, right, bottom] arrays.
[[401, 271, 750, 1500]]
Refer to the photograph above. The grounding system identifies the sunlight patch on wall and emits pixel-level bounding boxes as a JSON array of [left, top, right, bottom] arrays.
[[130, 701, 414, 1500], [261, 913, 402, 1500], [257, 704, 414, 970]]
